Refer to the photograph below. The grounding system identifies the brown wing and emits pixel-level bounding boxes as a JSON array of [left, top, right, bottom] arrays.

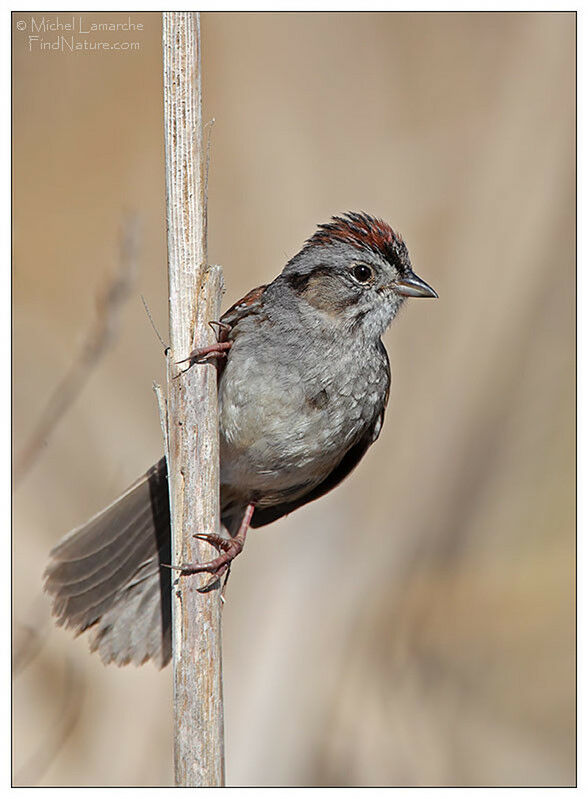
[[209, 284, 267, 378], [220, 284, 267, 332]]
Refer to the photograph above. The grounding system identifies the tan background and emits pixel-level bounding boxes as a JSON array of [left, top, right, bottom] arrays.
[[13, 11, 575, 787]]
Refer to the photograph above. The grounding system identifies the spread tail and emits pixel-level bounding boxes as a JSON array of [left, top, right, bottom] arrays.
[[44, 458, 172, 668]]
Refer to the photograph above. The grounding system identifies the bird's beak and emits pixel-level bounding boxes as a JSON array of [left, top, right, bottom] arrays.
[[394, 272, 438, 299]]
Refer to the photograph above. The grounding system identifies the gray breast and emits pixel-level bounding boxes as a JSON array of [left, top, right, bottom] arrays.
[[218, 313, 389, 505]]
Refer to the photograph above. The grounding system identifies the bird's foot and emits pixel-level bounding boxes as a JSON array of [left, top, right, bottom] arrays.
[[162, 503, 254, 593], [176, 340, 232, 371], [186, 533, 245, 591], [164, 534, 243, 592]]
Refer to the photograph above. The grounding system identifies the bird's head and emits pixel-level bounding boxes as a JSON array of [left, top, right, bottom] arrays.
[[279, 212, 437, 338]]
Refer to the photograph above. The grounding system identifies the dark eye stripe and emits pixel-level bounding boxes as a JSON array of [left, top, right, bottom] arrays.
[[284, 264, 332, 292]]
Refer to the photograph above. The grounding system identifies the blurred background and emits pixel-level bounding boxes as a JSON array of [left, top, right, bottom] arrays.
[[12, 11, 575, 787]]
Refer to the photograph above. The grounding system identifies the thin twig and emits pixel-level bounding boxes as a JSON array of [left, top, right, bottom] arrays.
[[14, 216, 140, 486], [12, 621, 46, 676], [153, 380, 169, 460], [141, 293, 168, 351], [12, 594, 50, 676]]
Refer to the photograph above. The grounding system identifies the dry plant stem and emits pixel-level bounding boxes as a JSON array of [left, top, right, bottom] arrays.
[[162, 11, 225, 787], [14, 216, 139, 486]]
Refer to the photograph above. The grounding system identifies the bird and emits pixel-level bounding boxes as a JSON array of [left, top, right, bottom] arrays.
[[44, 212, 438, 668]]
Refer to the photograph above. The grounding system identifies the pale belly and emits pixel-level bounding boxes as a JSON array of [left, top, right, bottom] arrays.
[[217, 341, 386, 507]]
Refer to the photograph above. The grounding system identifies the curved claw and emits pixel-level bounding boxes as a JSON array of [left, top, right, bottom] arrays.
[[208, 320, 231, 342], [177, 537, 244, 576], [163, 502, 255, 594], [197, 564, 230, 593], [193, 532, 232, 553], [176, 341, 232, 369]]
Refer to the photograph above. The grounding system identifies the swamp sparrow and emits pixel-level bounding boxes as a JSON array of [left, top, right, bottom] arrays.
[[45, 212, 437, 667]]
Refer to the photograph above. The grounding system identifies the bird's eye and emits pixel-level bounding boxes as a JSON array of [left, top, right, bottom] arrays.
[[351, 264, 374, 283]]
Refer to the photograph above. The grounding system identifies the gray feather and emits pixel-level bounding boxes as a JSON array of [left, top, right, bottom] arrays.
[[44, 459, 171, 668]]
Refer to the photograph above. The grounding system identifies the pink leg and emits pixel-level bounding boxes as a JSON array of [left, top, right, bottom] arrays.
[[165, 503, 255, 592], [176, 340, 232, 369], [208, 320, 231, 341]]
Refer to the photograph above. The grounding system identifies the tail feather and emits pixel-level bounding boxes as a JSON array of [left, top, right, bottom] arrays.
[[44, 458, 172, 668], [48, 497, 157, 576], [47, 502, 159, 595]]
